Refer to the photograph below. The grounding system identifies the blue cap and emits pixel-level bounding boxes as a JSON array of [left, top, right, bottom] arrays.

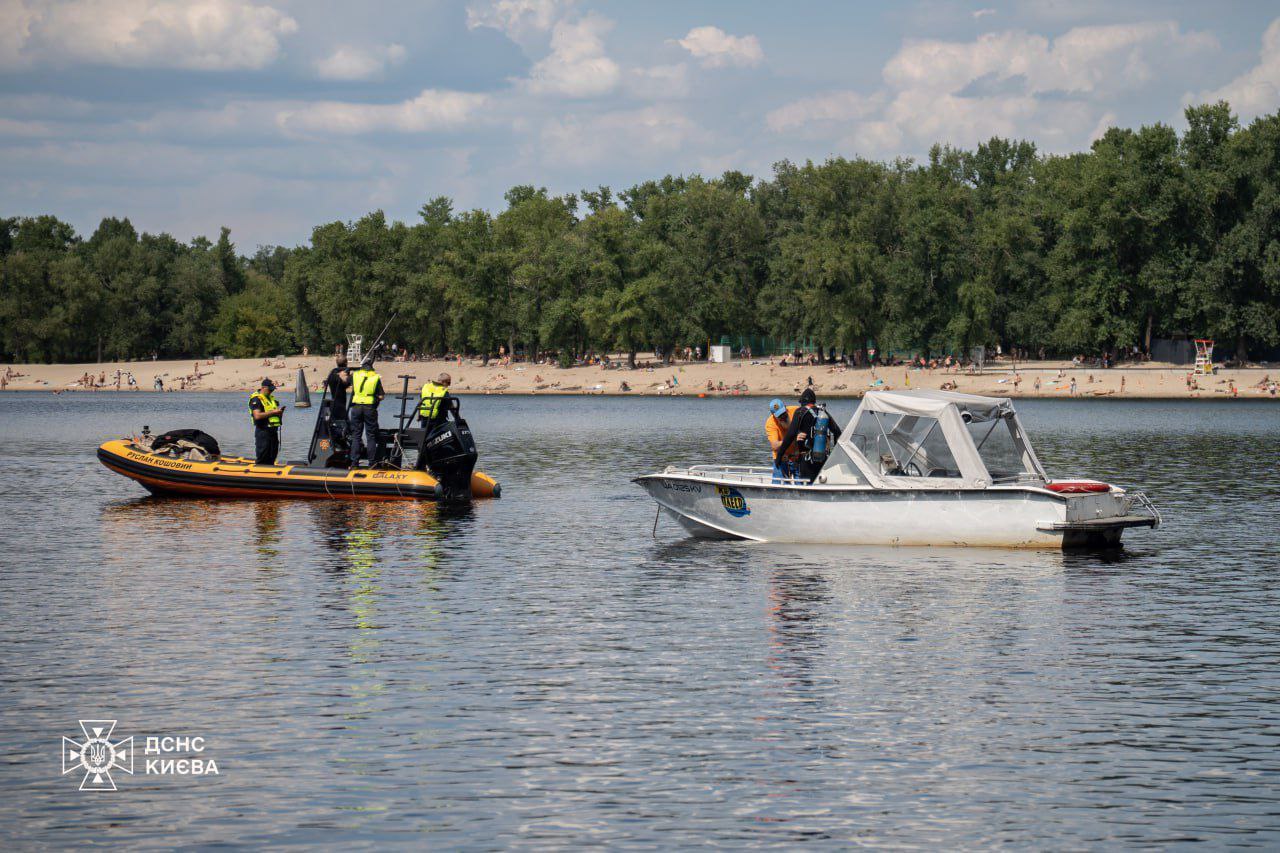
[[769, 398, 785, 416]]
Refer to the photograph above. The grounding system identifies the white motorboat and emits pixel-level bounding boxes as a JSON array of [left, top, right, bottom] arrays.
[[635, 390, 1160, 549]]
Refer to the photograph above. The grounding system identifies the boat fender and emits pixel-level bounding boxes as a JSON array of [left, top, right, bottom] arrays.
[[1047, 481, 1110, 494]]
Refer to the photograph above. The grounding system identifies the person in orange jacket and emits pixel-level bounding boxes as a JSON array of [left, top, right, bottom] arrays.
[[766, 398, 800, 482]]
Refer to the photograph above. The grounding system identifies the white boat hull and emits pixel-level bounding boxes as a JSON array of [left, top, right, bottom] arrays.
[[635, 472, 1154, 549]]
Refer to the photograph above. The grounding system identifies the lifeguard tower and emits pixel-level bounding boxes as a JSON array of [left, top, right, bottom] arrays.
[[346, 334, 363, 366], [1194, 339, 1215, 375]]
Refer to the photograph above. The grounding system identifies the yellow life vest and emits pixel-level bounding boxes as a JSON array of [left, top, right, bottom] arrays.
[[350, 369, 381, 405], [418, 382, 447, 420], [249, 391, 281, 427]]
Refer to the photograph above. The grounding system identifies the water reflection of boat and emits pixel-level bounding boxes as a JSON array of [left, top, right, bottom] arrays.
[[636, 390, 1161, 549]]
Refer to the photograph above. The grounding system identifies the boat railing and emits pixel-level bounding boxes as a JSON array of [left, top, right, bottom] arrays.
[[662, 464, 810, 486], [1128, 490, 1163, 528]]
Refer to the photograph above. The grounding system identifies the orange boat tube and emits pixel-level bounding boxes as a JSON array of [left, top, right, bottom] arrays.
[[97, 439, 500, 501]]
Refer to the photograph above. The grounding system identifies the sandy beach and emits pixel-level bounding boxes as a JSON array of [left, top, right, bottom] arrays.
[[2, 355, 1278, 401]]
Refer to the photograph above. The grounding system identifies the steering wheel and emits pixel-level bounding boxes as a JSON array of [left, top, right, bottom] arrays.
[[903, 462, 923, 477]]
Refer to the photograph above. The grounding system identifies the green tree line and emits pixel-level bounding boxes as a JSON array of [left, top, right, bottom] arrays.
[[3, 102, 1278, 365]]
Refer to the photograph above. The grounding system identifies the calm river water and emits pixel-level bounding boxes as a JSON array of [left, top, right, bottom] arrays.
[[1, 392, 1278, 847]]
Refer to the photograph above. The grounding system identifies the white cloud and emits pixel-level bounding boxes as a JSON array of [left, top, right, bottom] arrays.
[[1089, 110, 1118, 143], [127, 99, 285, 141], [766, 91, 884, 133], [0, 116, 53, 137], [0, 0, 297, 70], [523, 13, 618, 97], [0, 92, 96, 119], [314, 43, 407, 81], [539, 105, 705, 167], [465, 0, 571, 42], [0, 2, 40, 66], [676, 25, 762, 69], [1197, 18, 1280, 120], [626, 62, 689, 100], [277, 89, 489, 136], [883, 23, 1214, 98], [768, 21, 1216, 156], [973, 8, 996, 19], [1, 134, 482, 245]]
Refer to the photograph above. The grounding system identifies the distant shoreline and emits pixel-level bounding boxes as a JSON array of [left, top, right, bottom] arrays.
[[2, 356, 1277, 401]]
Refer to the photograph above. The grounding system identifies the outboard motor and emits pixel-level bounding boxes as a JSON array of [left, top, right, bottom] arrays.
[[811, 404, 831, 460], [416, 398, 477, 502]]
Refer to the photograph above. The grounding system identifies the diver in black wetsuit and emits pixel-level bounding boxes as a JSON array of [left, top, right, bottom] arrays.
[[774, 387, 843, 483]]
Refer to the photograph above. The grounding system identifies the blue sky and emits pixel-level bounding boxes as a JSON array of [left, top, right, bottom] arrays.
[[2, 0, 1278, 247]]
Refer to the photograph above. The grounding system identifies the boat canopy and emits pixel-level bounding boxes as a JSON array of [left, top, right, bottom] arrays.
[[826, 390, 1047, 489], [854, 389, 1012, 421]]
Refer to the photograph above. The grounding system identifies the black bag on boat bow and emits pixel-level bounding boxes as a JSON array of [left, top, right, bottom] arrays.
[[151, 429, 221, 458]]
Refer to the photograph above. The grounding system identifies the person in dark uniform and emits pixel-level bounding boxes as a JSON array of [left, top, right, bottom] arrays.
[[325, 354, 352, 413], [347, 357, 384, 468], [774, 388, 842, 483], [248, 378, 284, 465], [324, 354, 352, 447]]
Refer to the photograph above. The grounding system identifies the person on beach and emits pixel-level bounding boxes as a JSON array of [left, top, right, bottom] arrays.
[[248, 377, 285, 465], [766, 398, 800, 482]]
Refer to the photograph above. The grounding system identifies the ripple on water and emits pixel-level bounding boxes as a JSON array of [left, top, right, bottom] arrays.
[[1, 393, 1278, 846]]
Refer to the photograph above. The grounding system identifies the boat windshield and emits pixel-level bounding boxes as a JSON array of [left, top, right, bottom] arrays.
[[849, 411, 962, 478], [965, 414, 1040, 482]]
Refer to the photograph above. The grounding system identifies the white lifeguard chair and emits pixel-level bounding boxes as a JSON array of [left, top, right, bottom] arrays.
[[346, 334, 363, 366], [1194, 339, 1215, 375]]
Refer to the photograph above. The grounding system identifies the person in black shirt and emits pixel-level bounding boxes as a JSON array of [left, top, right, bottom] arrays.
[[774, 388, 843, 483], [323, 354, 353, 458], [325, 355, 352, 412]]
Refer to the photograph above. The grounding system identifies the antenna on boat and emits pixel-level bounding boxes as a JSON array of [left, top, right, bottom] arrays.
[[366, 312, 398, 361]]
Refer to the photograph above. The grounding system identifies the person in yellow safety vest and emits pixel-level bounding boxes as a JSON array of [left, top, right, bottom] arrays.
[[347, 357, 385, 468], [418, 372, 452, 427], [248, 377, 285, 464]]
